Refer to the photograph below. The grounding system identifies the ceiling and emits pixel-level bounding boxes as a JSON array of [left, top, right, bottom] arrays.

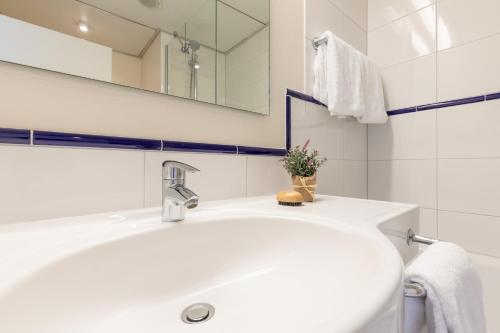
[[0, 0, 268, 56]]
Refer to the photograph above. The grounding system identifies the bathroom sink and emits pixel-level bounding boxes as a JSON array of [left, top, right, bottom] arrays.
[[0, 196, 416, 333]]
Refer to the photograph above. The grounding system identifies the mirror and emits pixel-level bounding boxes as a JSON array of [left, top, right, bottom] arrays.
[[0, 0, 270, 114]]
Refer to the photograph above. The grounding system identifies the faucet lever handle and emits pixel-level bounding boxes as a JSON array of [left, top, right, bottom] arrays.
[[162, 161, 199, 180]]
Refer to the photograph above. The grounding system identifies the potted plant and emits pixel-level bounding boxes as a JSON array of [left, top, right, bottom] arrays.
[[281, 140, 327, 202]]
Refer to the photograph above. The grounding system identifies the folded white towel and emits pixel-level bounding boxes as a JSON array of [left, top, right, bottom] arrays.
[[312, 31, 387, 124], [357, 59, 387, 124], [405, 242, 487, 333]]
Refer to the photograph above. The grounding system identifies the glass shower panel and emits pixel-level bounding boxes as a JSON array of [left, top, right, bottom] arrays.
[[166, 0, 216, 104]]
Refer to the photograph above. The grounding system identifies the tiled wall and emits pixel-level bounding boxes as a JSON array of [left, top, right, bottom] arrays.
[[298, 0, 368, 198], [367, 1, 500, 330], [0, 144, 289, 225], [225, 26, 269, 114], [290, 96, 368, 198]]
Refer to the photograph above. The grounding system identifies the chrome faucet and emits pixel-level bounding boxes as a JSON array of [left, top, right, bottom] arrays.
[[162, 161, 199, 222]]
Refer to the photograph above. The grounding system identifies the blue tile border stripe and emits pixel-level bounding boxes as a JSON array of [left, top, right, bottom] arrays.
[[417, 95, 485, 111], [0, 128, 288, 156], [8, 88, 499, 154], [387, 107, 416, 116], [33, 131, 162, 150], [286, 95, 292, 151], [287, 88, 500, 117], [0, 128, 30, 145], [486, 92, 500, 101], [0, 92, 296, 156], [237, 146, 287, 156], [287, 89, 326, 107], [162, 141, 237, 154]]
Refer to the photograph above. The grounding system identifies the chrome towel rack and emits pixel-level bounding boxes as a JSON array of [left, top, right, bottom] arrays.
[[312, 36, 328, 50], [406, 228, 438, 246], [404, 281, 427, 298]]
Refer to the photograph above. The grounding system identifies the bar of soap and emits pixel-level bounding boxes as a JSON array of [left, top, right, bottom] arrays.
[[276, 190, 304, 206]]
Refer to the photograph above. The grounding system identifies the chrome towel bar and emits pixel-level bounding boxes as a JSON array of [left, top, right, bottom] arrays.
[[406, 228, 438, 246], [312, 36, 328, 50], [404, 281, 427, 298]]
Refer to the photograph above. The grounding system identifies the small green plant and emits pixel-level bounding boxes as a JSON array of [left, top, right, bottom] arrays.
[[281, 140, 327, 177]]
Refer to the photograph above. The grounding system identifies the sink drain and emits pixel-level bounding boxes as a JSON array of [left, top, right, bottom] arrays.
[[181, 303, 215, 324]]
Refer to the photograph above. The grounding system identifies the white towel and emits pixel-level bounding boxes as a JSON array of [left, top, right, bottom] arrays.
[[312, 31, 387, 123], [405, 242, 487, 333]]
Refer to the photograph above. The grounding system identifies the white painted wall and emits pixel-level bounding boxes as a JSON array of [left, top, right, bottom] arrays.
[[0, 15, 112, 82], [367, 1, 500, 331]]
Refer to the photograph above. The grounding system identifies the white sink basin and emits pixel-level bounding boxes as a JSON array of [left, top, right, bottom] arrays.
[[0, 196, 418, 333]]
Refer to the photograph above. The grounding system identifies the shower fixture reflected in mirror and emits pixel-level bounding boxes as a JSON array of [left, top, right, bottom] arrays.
[[0, 0, 270, 115]]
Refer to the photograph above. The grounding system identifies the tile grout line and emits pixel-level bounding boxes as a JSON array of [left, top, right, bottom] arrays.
[[368, 3, 434, 33], [438, 209, 500, 219], [369, 157, 500, 161], [435, 0, 440, 239], [244, 155, 248, 197], [327, 0, 367, 34], [143, 152, 146, 208]]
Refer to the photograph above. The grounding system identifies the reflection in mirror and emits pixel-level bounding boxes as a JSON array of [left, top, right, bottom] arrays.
[[0, 0, 270, 114]]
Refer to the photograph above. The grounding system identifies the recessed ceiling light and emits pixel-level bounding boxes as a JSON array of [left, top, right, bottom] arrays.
[[139, 0, 163, 8], [78, 22, 89, 33]]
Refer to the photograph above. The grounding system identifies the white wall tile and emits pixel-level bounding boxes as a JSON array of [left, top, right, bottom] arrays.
[[340, 20, 368, 54], [225, 27, 269, 114], [316, 159, 344, 196], [343, 160, 368, 198], [368, 110, 436, 160], [420, 208, 437, 238], [470, 253, 500, 333], [305, 40, 316, 95], [437, 0, 500, 51], [437, 34, 500, 101], [368, 0, 434, 31], [246, 156, 290, 196], [291, 102, 344, 160], [329, 0, 368, 30], [380, 55, 438, 110], [305, 0, 366, 53], [438, 159, 500, 216], [380, 62, 412, 109], [368, 159, 437, 208], [411, 54, 437, 106], [381, 54, 437, 110], [439, 210, 500, 258], [368, 5, 436, 68], [344, 118, 367, 160], [144, 151, 246, 207], [0, 145, 144, 224], [438, 100, 500, 158], [306, 0, 346, 41]]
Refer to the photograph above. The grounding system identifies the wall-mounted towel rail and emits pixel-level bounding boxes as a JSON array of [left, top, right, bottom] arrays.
[[407, 228, 438, 246], [312, 36, 328, 50], [404, 281, 427, 298]]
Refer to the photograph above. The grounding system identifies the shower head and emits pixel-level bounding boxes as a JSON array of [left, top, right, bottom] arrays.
[[189, 40, 201, 52], [139, 0, 163, 8], [172, 31, 201, 54]]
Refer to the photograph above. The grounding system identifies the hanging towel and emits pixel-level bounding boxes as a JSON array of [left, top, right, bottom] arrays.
[[312, 31, 387, 123], [405, 242, 487, 333]]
